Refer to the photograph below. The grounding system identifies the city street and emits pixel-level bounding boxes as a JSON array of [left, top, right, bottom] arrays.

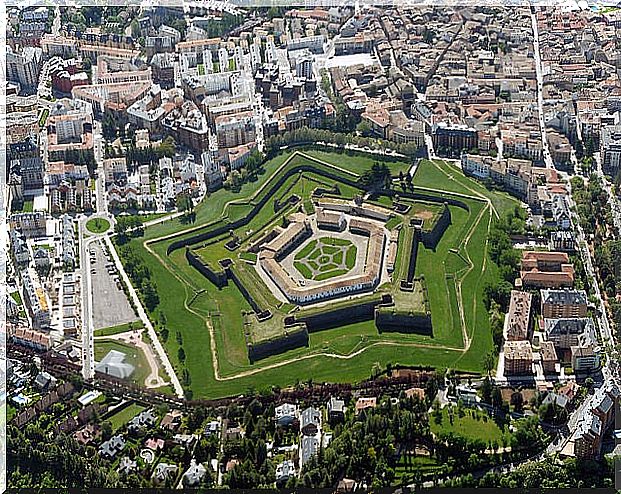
[[531, 9, 554, 169]]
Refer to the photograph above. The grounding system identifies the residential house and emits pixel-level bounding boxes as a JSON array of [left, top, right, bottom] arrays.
[[145, 437, 165, 451], [99, 435, 126, 460], [74, 423, 100, 445], [182, 459, 207, 488], [152, 463, 178, 486], [127, 408, 158, 435], [118, 456, 137, 474], [204, 420, 220, 437], [160, 409, 182, 431], [355, 397, 377, 415], [299, 406, 320, 436], [541, 392, 569, 411], [299, 435, 319, 468], [276, 459, 296, 484], [275, 403, 298, 427], [327, 396, 346, 423], [34, 371, 57, 391]]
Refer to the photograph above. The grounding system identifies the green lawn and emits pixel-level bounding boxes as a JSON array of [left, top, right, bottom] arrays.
[[113, 151, 519, 398], [315, 268, 349, 281], [94, 321, 143, 337], [430, 407, 511, 445], [295, 240, 317, 260], [107, 402, 147, 432], [95, 339, 152, 387], [345, 245, 357, 269], [22, 200, 34, 213], [414, 160, 519, 218], [303, 148, 411, 177], [394, 455, 446, 481], [10, 291, 22, 306], [294, 261, 313, 279], [86, 217, 110, 234]]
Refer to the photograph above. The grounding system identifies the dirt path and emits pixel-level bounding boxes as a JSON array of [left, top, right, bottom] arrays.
[[95, 329, 168, 389], [141, 154, 495, 384]]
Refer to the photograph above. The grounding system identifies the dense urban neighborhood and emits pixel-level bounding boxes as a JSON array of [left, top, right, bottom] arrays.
[[4, 2, 621, 490]]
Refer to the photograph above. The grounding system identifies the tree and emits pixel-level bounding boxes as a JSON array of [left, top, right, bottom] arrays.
[[510, 391, 524, 413], [176, 192, 193, 214], [491, 387, 503, 409], [483, 352, 495, 376], [480, 377, 493, 404], [101, 421, 113, 440], [157, 136, 176, 159], [141, 279, 159, 311]]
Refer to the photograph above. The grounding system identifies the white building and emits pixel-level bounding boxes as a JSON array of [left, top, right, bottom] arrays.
[[7, 46, 43, 90]]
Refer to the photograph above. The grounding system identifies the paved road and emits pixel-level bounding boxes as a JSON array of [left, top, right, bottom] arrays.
[[531, 9, 554, 169], [79, 218, 96, 380], [593, 153, 621, 234], [52, 6, 61, 36], [93, 120, 109, 216], [104, 235, 184, 398]]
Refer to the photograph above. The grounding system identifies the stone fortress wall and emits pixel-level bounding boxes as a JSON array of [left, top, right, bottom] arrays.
[[176, 153, 473, 362]]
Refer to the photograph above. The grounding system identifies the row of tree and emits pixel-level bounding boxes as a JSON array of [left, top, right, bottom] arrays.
[[265, 127, 422, 160], [483, 207, 527, 352], [117, 244, 159, 311]]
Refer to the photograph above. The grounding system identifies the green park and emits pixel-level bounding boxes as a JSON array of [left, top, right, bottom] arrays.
[[115, 148, 519, 399]]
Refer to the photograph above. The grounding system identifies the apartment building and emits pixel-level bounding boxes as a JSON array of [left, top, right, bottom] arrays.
[[7, 46, 43, 91], [541, 289, 588, 319], [601, 125, 621, 175], [544, 317, 596, 350], [214, 111, 256, 149], [504, 340, 533, 376], [540, 340, 558, 374], [506, 290, 533, 341], [571, 345, 600, 372], [573, 382, 620, 459], [519, 251, 574, 289]]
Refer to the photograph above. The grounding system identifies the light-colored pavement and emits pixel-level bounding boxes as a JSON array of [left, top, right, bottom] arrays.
[[104, 235, 184, 398], [79, 218, 96, 380], [93, 120, 109, 216], [90, 240, 138, 330], [531, 9, 554, 169]]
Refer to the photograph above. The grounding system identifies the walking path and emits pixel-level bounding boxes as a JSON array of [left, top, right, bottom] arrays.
[[141, 153, 494, 383], [104, 235, 185, 397]]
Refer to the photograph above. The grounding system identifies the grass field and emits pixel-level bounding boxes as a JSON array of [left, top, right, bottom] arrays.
[[430, 407, 511, 445], [394, 455, 446, 481], [107, 403, 147, 432], [116, 152, 519, 398], [294, 236, 356, 280], [86, 217, 110, 234], [95, 339, 152, 386], [94, 321, 144, 337]]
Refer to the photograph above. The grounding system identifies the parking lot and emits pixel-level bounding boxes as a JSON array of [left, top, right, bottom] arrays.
[[89, 240, 138, 330]]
